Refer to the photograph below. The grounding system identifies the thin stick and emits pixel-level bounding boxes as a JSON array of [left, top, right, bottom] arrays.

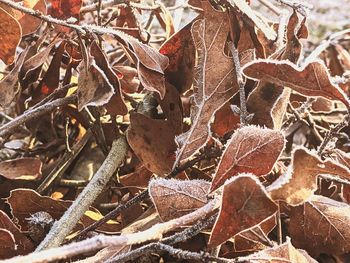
[[231, 43, 249, 126], [36, 136, 128, 251], [109, 243, 232, 263], [36, 129, 93, 194], [257, 0, 281, 15], [6, 199, 217, 263], [0, 0, 154, 40], [0, 96, 76, 138], [317, 115, 349, 156]]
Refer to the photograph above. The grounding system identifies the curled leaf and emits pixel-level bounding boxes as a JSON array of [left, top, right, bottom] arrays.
[[243, 60, 350, 107]]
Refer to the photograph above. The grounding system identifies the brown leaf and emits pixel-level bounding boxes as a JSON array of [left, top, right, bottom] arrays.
[[113, 65, 140, 93], [175, 1, 238, 165], [0, 228, 16, 259], [268, 147, 350, 206], [6, 189, 120, 233], [243, 60, 350, 108], [289, 195, 350, 256], [20, 39, 61, 85], [155, 82, 183, 134], [159, 20, 195, 93], [90, 41, 127, 115], [0, 210, 34, 256], [246, 238, 317, 262], [0, 49, 27, 107], [246, 11, 304, 129], [233, 215, 276, 252], [77, 42, 120, 111], [211, 125, 285, 191], [0, 7, 22, 65], [0, 158, 42, 180], [209, 174, 278, 247], [126, 112, 176, 175], [118, 32, 169, 98], [149, 178, 210, 221], [211, 103, 240, 137], [33, 41, 66, 102]]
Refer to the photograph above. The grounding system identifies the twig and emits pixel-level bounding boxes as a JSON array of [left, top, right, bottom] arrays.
[[257, 0, 281, 15], [0, 0, 154, 41], [36, 136, 128, 250], [73, 147, 222, 240], [231, 43, 249, 126], [108, 213, 218, 263], [273, 0, 312, 17], [31, 83, 77, 109], [109, 243, 232, 263], [317, 115, 349, 156], [6, 199, 218, 263], [0, 96, 76, 138], [80, 0, 160, 14], [36, 129, 93, 194]]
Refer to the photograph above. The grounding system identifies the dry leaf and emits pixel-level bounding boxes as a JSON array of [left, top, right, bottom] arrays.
[[211, 125, 285, 191], [149, 178, 210, 222], [0, 49, 27, 107], [233, 215, 276, 252], [126, 112, 177, 175], [0, 210, 34, 256], [211, 103, 240, 137], [77, 41, 120, 111], [289, 195, 350, 256], [159, 20, 196, 93], [0, 7, 22, 65], [6, 189, 120, 233], [268, 147, 350, 206], [209, 174, 278, 247], [0, 229, 16, 259], [155, 82, 183, 135], [246, 238, 317, 262], [243, 59, 350, 108], [175, 1, 238, 165], [0, 158, 42, 180]]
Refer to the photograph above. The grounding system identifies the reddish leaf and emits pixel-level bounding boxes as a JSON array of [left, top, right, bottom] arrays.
[[0, 158, 42, 180], [209, 174, 278, 247], [289, 195, 350, 256], [268, 147, 350, 206], [0, 228, 16, 259], [0, 210, 34, 255], [149, 178, 210, 221], [211, 125, 285, 191], [211, 103, 240, 137], [159, 20, 195, 93], [49, 0, 81, 20], [243, 60, 350, 108], [0, 7, 22, 65], [175, 1, 238, 165], [126, 112, 176, 175]]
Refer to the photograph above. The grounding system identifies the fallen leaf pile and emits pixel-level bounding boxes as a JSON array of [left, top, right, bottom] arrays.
[[0, 0, 349, 262]]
